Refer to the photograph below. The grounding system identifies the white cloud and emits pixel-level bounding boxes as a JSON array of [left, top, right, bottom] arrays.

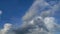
[[0, 23, 15, 34], [4, 23, 12, 30], [44, 17, 56, 31], [22, 0, 60, 22], [24, 16, 60, 34], [22, 0, 49, 21], [21, 0, 60, 34]]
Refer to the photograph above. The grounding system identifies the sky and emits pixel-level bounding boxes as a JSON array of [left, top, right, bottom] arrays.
[[0, 0, 34, 28], [0, 0, 60, 34]]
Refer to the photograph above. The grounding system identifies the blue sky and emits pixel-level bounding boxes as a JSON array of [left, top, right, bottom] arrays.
[[0, 0, 34, 28]]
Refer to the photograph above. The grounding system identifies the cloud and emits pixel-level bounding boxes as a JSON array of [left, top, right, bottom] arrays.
[[22, 0, 50, 21], [0, 23, 15, 34], [18, 0, 60, 34], [44, 17, 57, 31], [22, 0, 60, 22]]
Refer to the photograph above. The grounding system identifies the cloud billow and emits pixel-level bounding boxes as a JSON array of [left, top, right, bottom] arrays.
[[19, 0, 60, 34]]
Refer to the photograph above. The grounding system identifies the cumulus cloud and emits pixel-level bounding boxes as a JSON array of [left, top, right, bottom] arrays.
[[22, 0, 60, 22], [22, 0, 50, 21], [12, 0, 60, 34], [18, 0, 60, 34], [0, 23, 15, 34], [44, 17, 57, 31]]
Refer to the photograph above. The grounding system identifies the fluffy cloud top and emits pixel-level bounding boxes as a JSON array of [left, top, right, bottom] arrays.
[[0, 23, 15, 34]]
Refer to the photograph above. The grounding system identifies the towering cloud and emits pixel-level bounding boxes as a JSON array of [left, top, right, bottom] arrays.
[[22, 0, 59, 22], [22, 0, 50, 21], [19, 0, 60, 34]]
